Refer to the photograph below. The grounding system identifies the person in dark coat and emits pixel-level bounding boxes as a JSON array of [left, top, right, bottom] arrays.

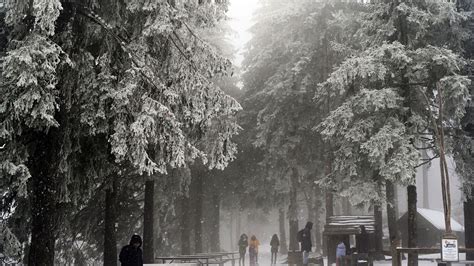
[[356, 225, 369, 254], [238, 234, 248, 266], [119, 234, 143, 266], [270, 234, 280, 264], [300, 222, 313, 266]]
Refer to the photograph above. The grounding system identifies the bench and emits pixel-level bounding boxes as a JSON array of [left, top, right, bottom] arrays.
[[195, 251, 239, 266], [206, 258, 231, 265]]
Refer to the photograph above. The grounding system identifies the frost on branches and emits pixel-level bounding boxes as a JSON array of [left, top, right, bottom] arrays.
[[0, 0, 240, 260], [316, 42, 470, 203]]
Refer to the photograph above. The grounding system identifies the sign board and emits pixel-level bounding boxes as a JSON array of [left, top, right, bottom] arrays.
[[441, 236, 459, 262]]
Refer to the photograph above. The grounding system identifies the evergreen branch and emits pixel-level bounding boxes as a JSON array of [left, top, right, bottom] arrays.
[[169, 32, 199, 73], [77, 6, 232, 103], [76, 6, 171, 103], [167, 34, 236, 104], [182, 20, 207, 45]]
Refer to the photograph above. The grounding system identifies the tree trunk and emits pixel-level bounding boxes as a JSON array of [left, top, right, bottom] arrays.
[[325, 192, 334, 220], [28, 165, 57, 265], [27, 132, 61, 265], [342, 197, 351, 215], [462, 0, 474, 259], [104, 180, 118, 266], [422, 149, 430, 209], [395, 0, 417, 261], [374, 203, 384, 254], [236, 208, 241, 250], [306, 191, 315, 245], [307, 191, 315, 223], [193, 171, 203, 253], [180, 194, 191, 255], [386, 180, 400, 266], [323, 191, 333, 256], [288, 169, 299, 251], [279, 207, 288, 254], [313, 188, 322, 253], [210, 193, 220, 252], [143, 179, 155, 262], [407, 185, 418, 266], [464, 193, 474, 260], [229, 211, 234, 251]]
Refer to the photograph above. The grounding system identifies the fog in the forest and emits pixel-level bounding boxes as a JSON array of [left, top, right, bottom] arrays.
[[2, 0, 474, 265]]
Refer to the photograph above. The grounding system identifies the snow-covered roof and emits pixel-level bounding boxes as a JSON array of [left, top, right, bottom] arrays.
[[324, 215, 376, 235], [417, 208, 464, 232]]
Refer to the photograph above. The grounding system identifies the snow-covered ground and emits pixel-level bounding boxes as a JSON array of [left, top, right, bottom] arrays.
[[148, 251, 459, 265], [243, 250, 443, 265], [244, 250, 286, 265]]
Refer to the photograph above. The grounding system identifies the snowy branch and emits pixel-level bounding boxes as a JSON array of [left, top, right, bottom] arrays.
[[415, 155, 439, 168]]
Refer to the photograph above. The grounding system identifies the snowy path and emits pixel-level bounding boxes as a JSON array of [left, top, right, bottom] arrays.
[[237, 250, 285, 266], [234, 250, 439, 265]]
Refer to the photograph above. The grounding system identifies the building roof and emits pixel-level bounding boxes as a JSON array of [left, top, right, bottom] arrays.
[[323, 215, 376, 235], [417, 208, 464, 232]]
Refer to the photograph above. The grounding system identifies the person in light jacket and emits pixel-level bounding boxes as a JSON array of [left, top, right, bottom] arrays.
[[336, 239, 347, 266], [249, 235, 260, 266]]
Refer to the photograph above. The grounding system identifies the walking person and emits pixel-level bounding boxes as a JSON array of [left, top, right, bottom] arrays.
[[238, 234, 249, 266], [249, 235, 260, 266], [270, 234, 280, 264], [356, 225, 369, 254], [119, 234, 143, 266], [355, 225, 369, 264], [336, 239, 347, 266], [298, 222, 313, 266]]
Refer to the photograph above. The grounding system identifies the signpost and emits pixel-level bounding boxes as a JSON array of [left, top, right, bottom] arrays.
[[441, 234, 459, 263]]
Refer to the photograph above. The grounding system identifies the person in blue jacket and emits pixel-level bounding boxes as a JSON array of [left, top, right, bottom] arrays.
[[336, 239, 347, 266]]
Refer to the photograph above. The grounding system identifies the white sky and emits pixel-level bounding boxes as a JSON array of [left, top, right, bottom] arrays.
[[227, 0, 259, 67]]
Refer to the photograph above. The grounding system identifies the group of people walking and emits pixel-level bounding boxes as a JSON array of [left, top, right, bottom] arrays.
[[118, 222, 373, 266], [238, 233, 281, 265], [238, 221, 313, 266], [117, 221, 315, 266]]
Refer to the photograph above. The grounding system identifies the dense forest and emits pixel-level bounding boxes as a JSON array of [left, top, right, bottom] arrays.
[[1, 0, 474, 265]]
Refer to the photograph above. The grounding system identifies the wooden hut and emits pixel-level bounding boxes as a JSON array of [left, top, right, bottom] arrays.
[[397, 208, 465, 248], [323, 215, 376, 264]]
